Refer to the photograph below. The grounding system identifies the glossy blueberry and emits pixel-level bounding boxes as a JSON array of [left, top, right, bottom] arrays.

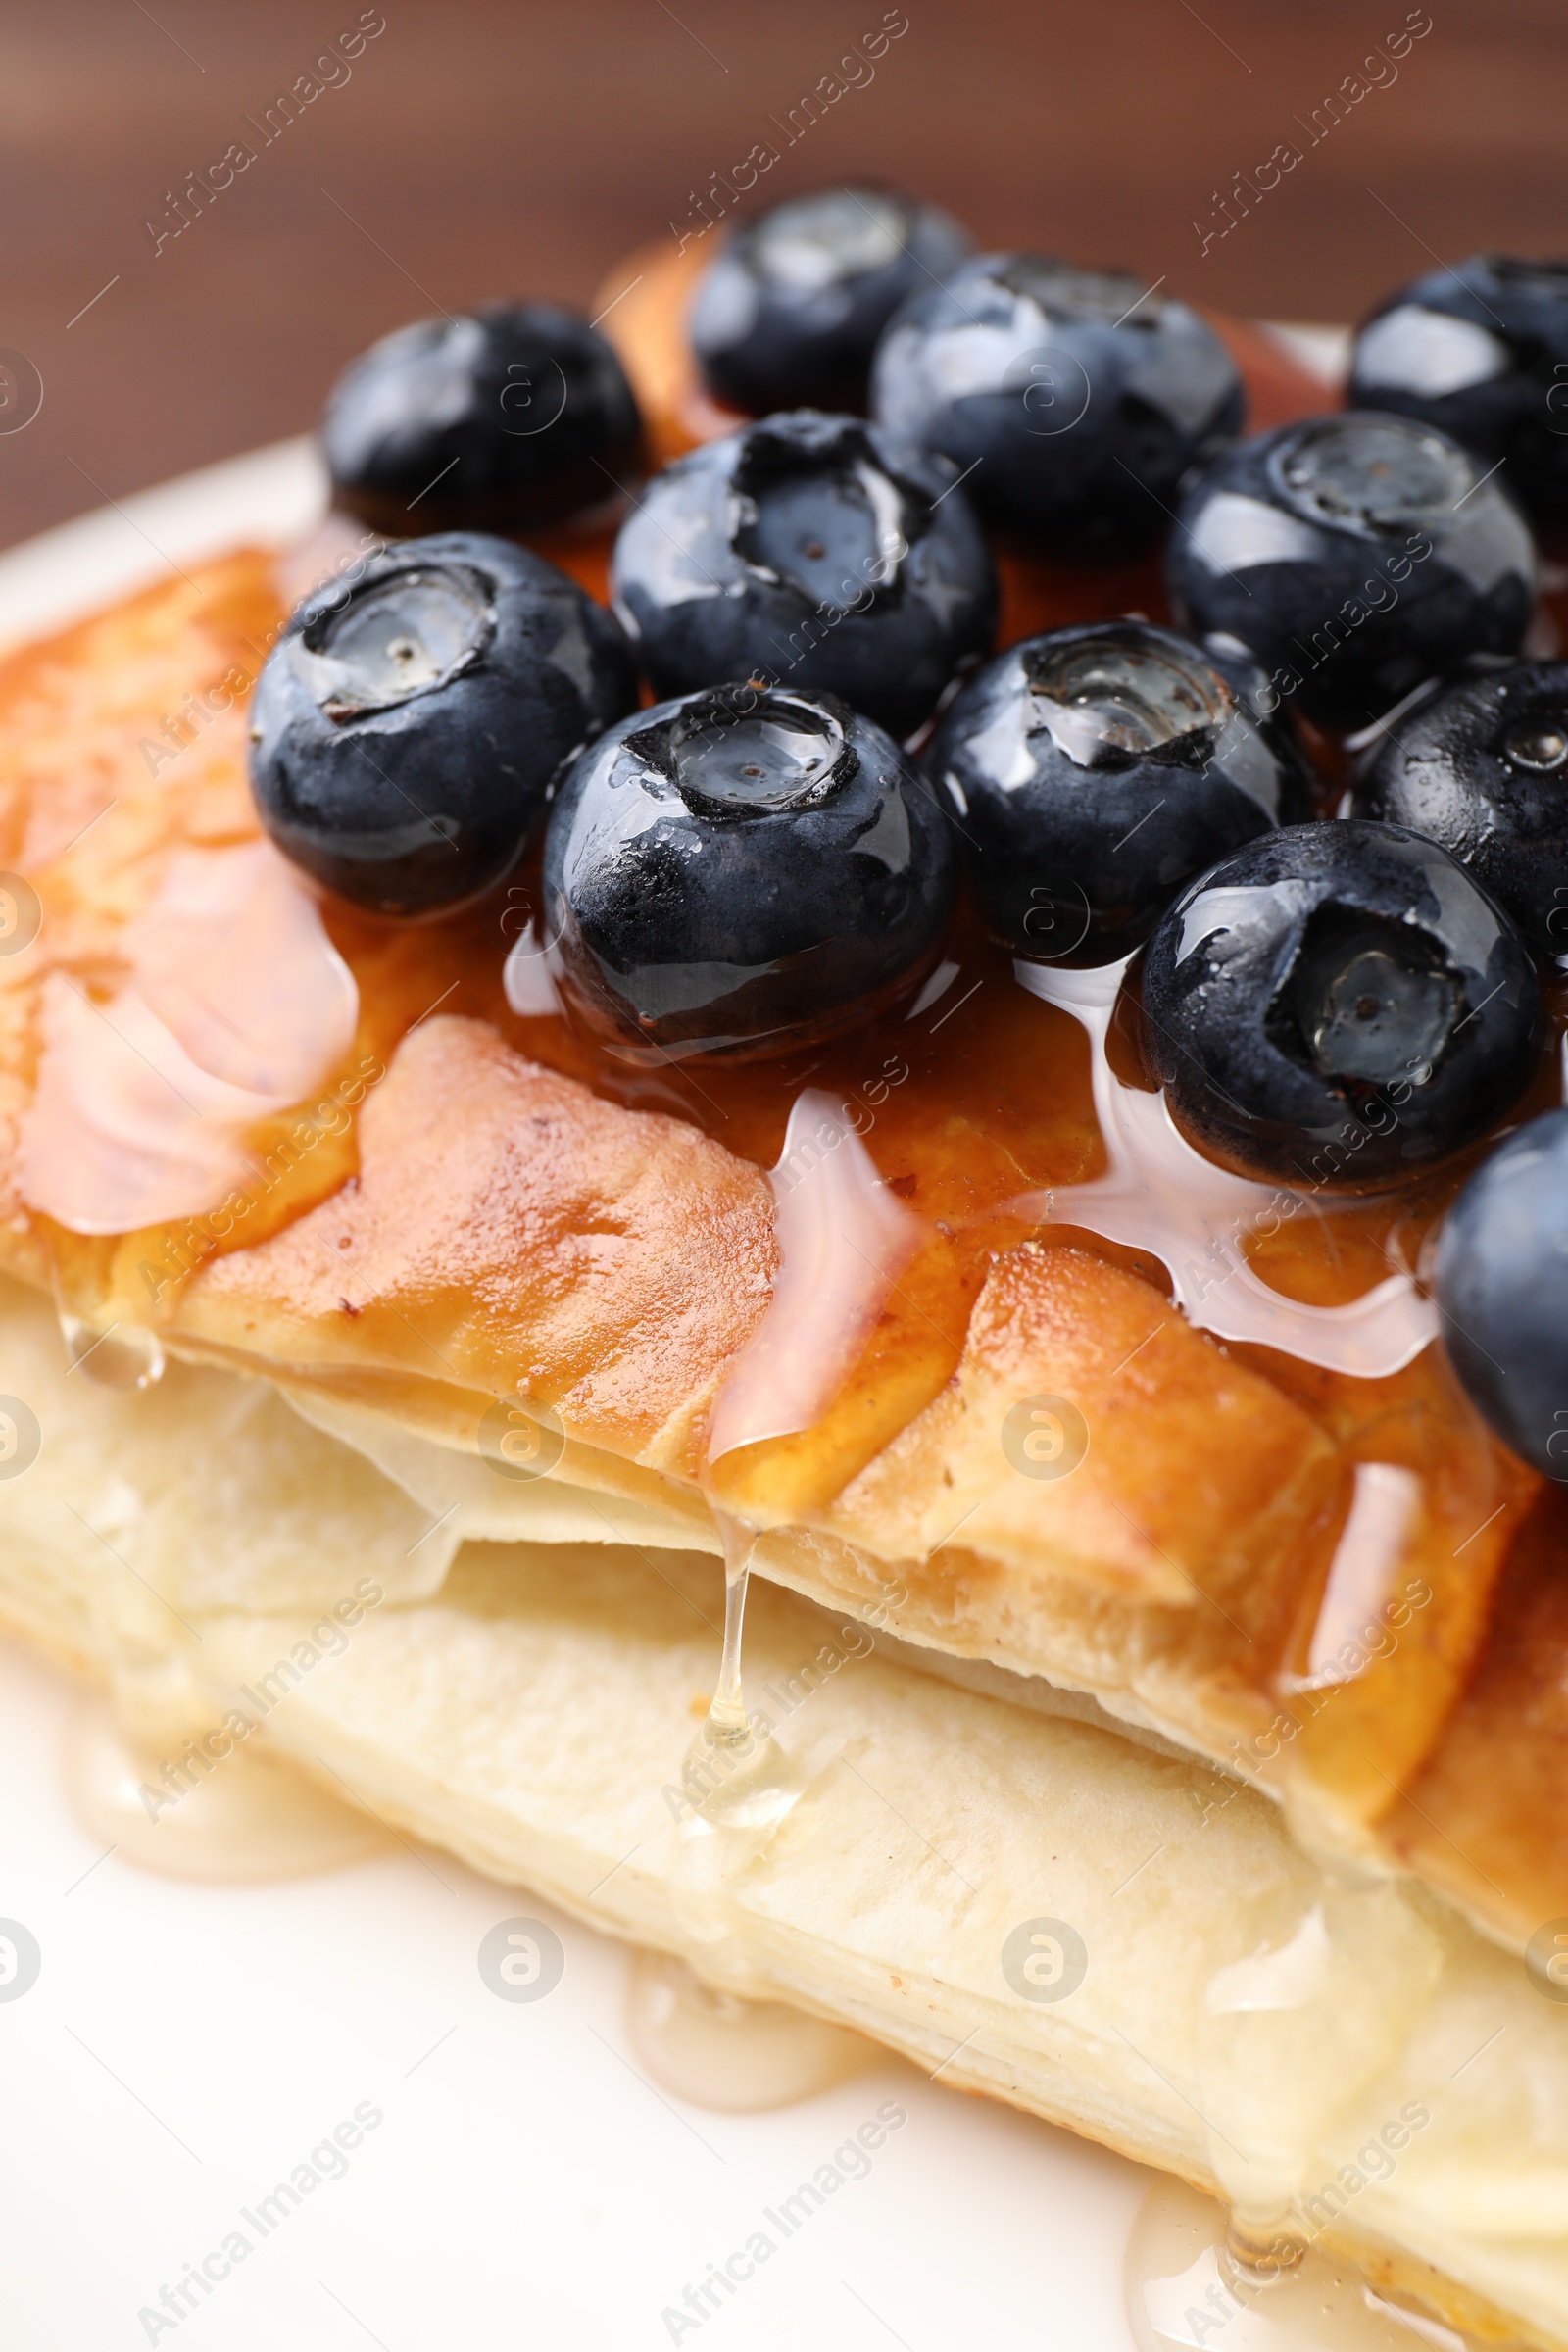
[[690, 186, 971, 416], [1141, 820, 1540, 1188], [541, 683, 956, 1057], [611, 411, 995, 739], [870, 253, 1243, 555], [1167, 413, 1537, 730], [1435, 1110, 1568, 1479], [249, 534, 638, 917], [1355, 661, 1568, 961], [927, 622, 1311, 962], [321, 304, 644, 536], [1350, 256, 1568, 528]]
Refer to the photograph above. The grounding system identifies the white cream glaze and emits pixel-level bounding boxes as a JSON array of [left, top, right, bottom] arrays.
[[707, 1086, 923, 1461], [1011, 956, 1441, 1377], [19, 840, 359, 1233]]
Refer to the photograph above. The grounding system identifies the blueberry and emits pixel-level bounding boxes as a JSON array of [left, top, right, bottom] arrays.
[[541, 682, 955, 1056], [1349, 256, 1568, 528], [689, 186, 971, 416], [611, 411, 995, 739], [1355, 660, 1568, 960], [927, 621, 1311, 962], [1435, 1110, 1568, 1478], [1166, 413, 1537, 729], [321, 304, 644, 536], [249, 534, 638, 917], [870, 253, 1243, 554], [1140, 819, 1540, 1188]]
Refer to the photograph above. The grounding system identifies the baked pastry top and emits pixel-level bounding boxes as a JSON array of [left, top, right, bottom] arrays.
[[8, 197, 1568, 2352], [0, 530, 1563, 1966]]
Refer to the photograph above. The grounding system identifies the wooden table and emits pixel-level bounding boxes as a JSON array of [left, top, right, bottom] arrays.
[[2, 0, 1564, 550]]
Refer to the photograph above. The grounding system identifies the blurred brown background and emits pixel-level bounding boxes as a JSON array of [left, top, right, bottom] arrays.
[[3, 0, 1566, 550]]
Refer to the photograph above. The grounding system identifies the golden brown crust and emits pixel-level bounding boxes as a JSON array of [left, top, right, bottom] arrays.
[[1385, 1485, 1568, 1942], [820, 1244, 1339, 1603], [0, 564, 268, 1257], [749, 1245, 1348, 1788], [0, 554, 375, 1315], [171, 1013, 779, 1479]]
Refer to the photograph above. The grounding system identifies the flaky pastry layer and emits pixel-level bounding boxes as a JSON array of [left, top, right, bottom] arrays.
[[0, 1270, 1564, 2351]]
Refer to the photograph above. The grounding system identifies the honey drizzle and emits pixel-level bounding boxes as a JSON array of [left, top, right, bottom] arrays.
[[678, 1512, 797, 1843], [1012, 954, 1441, 1378], [707, 1508, 756, 1745]]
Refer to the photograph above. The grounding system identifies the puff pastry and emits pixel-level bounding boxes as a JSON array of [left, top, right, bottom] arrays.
[[0, 445, 1564, 2349]]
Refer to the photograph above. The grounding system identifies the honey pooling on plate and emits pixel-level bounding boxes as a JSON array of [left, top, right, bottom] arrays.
[[625, 1948, 874, 2112], [64, 1691, 388, 1882], [1125, 2174, 1454, 2352]]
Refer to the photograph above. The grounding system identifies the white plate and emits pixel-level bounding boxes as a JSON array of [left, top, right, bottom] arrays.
[[0, 439, 1159, 2351], [0, 436, 326, 657]]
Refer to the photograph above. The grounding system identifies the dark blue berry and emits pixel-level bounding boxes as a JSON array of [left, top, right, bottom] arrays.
[[927, 621, 1311, 962], [1141, 819, 1540, 1188], [1167, 413, 1537, 729], [690, 186, 970, 416], [1355, 660, 1568, 961], [321, 304, 644, 535], [1436, 1109, 1568, 1479], [611, 411, 995, 739], [1350, 256, 1568, 529], [541, 683, 955, 1057], [249, 534, 637, 917], [870, 253, 1243, 554]]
